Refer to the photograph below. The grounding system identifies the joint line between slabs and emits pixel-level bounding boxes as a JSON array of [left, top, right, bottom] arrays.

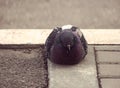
[[96, 50, 120, 52], [99, 76, 120, 79], [94, 47, 102, 88]]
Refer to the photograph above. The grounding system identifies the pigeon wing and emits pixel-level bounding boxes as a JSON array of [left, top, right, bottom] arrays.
[[80, 34, 88, 54], [45, 27, 62, 53], [71, 27, 88, 54]]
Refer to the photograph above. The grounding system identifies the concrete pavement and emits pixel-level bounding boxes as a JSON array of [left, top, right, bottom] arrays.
[[48, 46, 99, 88], [0, 30, 120, 88], [95, 45, 120, 88], [0, 45, 120, 88], [0, 0, 120, 28], [48, 45, 120, 88]]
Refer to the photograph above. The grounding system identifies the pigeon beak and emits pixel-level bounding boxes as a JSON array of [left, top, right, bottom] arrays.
[[67, 45, 71, 51]]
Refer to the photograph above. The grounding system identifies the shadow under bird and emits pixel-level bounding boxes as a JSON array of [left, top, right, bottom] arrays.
[[45, 25, 88, 65]]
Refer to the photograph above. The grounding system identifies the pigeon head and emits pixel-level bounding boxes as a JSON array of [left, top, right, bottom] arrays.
[[59, 31, 76, 51]]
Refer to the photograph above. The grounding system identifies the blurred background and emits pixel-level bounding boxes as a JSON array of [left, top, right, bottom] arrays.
[[0, 0, 120, 29]]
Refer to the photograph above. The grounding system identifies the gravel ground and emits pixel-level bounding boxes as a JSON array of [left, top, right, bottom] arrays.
[[0, 46, 48, 88]]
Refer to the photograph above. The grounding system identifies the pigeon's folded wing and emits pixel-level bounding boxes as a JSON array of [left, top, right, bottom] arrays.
[[71, 28, 88, 54], [80, 34, 88, 54], [45, 28, 61, 52]]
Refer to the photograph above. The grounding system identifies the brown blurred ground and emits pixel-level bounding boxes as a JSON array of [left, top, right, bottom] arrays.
[[0, 46, 48, 88], [0, 0, 120, 28]]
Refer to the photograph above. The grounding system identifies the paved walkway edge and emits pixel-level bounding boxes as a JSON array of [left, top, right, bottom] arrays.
[[48, 46, 99, 88], [0, 29, 120, 44]]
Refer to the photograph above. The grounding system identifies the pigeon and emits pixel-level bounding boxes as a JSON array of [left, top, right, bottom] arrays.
[[45, 25, 88, 65]]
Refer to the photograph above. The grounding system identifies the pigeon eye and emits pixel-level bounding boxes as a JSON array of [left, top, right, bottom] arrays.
[[71, 26, 77, 31]]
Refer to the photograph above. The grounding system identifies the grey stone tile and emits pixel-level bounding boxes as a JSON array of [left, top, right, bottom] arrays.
[[48, 46, 99, 88], [96, 51, 120, 63], [98, 64, 120, 77], [101, 79, 120, 88]]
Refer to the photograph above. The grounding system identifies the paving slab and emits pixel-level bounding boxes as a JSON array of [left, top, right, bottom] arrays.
[[48, 46, 99, 88], [0, 47, 48, 88], [96, 51, 120, 63], [101, 79, 120, 88], [95, 45, 120, 88], [98, 64, 120, 77]]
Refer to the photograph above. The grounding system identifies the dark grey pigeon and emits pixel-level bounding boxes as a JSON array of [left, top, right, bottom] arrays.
[[45, 25, 88, 65]]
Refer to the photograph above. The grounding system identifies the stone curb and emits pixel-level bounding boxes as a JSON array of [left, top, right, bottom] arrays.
[[0, 29, 120, 44]]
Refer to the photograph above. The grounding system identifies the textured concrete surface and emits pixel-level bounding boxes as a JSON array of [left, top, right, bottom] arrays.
[[0, 0, 120, 28], [0, 47, 48, 88], [101, 79, 120, 88], [0, 29, 120, 44], [0, 29, 52, 44], [98, 64, 120, 77], [96, 51, 120, 63], [48, 46, 99, 88]]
